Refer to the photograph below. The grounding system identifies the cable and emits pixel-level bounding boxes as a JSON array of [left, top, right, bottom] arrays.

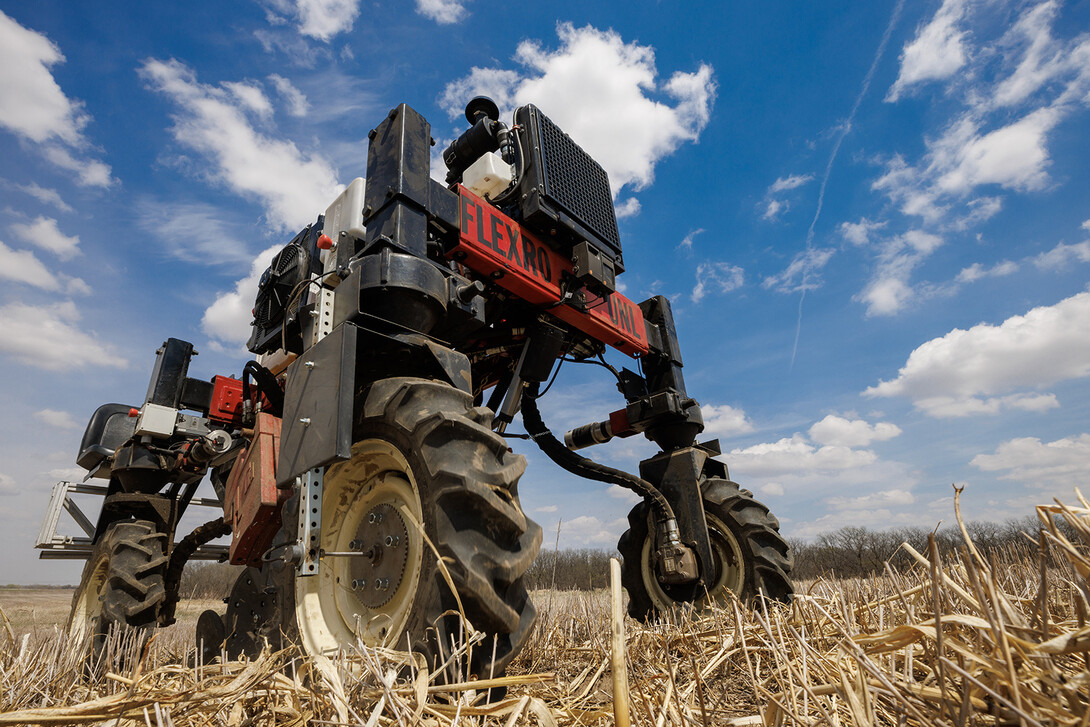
[[490, 123, 526, 206], [280, 269, 338, 352], [561, 354, 624, 387], [520, 380, 675, 524], [530, 349, 568, 399]]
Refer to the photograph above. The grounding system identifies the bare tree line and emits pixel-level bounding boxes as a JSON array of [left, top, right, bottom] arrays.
[[788, 515, 1081, 580]]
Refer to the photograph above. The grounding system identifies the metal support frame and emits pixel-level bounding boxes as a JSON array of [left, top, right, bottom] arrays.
[[35, 481, 228, 561], [297, 467, 323, 576]]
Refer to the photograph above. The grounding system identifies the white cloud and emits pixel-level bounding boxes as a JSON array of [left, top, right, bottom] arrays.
[[41, 144, 113, 187], [293, 0, 361, 41], [416, 0, 468, 24], [886, 0, 968, 101], [139, 58, 342, 232], [677, 228, 703, 254], [692, 261, 743, 303], [768, 174, 813, 194], [955, 260, 1018, 283], [971, 433, 1090, 489], [0, 10, 111, 186], [826, 488, 915, 511], [0, 10, 86, 143], [614, 197, 641, 219], [701, 403, 754, 440], [912, 392, 1058, 418], [0, 301, 127, 370], [607, 484, 641, 505], [45, 466, 87, 482], [1033, 241, 1090, 270], [762, 174, 813, 222], [761, 199, 785, 221], [560, 515, 628, 547], [854, 230, 944, 317], [874, 109, 1060, 224], [762, 483, 784, 497], [35, 409, 79, 430], [808, 415, 901, 447], [441, 24, 716, 196], [223, 81, 273, 117], [953, 196, 1003, 230], [534, 505, 558, 513], [202, 244, 282, 348], [14, 182, 72, 213], [269, 74, 308, 117], [865, 291, 1090, 416], [839, 217, 885, 246], [727, 434, 876, 477], [10, 216, 80, 259], [0, 473, 16, 496], [857, 276, 913, 317], [762, 247, 834, 294], [934, 109, 1059, 194], [0, 240, 60, 290], [1082, 220, 1090, 233], [991, 1, 1069, 109], [134, 199, 256, 266], [874, 1, 1090, 228]]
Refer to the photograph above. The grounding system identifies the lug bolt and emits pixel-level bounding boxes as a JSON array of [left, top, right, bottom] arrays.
[[368, 512, 383, 524], [352, 579, 366, 590], [375, 578, 390, 591], [384, 535, 399, 547], [349, 539, 363, 551]]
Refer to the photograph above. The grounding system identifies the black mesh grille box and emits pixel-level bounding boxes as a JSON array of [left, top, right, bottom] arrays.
[[515, 105, 623, 271]]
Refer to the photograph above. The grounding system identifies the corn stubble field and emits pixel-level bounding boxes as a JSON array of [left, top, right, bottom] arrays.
[[0, 492, 1087, 726]]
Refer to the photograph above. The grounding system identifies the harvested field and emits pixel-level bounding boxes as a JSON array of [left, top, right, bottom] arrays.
[[0, 490, 1087, 726]]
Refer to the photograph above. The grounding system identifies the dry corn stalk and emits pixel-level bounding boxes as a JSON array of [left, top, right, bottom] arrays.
[[0, 490, 1086, 725]]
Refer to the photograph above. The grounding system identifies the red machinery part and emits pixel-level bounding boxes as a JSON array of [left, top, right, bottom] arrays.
[[224, 412, 288, 566], [448, 185, 650, 357], [208, 375, 271, 425]]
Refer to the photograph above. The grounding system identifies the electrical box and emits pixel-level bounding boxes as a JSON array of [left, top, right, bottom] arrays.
[[224, 413, 287, 566], [135, 403, 177, 438]]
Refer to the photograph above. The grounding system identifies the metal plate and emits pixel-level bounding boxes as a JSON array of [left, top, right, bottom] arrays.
[[277, 323, 357, 487], [348, 503, 409, 608]]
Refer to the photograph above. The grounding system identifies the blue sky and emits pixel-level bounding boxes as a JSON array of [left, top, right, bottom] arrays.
[[2, 0, 1089, 584]]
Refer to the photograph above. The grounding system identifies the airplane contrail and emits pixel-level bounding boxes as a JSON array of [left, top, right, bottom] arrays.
[[790, 0, 906, 369]]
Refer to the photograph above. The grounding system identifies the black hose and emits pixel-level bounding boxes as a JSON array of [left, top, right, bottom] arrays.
[[520, 381, 675, 524], [242, 361, 285, 417], [159, 517, 232, 626]]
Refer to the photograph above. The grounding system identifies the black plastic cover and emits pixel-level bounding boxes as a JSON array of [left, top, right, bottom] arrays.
[[77, 403, 138, 477], [146, 338, 194, 408], [515, 104, 623, 272]]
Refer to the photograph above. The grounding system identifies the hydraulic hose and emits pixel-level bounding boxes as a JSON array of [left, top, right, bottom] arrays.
[[159, 517, 233, 626], [520, 381, 677, 526]]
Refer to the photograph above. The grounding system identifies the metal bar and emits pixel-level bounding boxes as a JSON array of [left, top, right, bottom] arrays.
[[36, 482, 69, 548], [38, 543, 229, 561], [297, 468, 323, 576], [69, 483, 108, 495], [63, 495, 96, 537]]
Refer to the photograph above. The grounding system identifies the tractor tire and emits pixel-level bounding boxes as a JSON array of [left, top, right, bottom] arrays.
[[253, 377, 541, 682], [618, 478, 792, 621], [68, 520, 168, 658]]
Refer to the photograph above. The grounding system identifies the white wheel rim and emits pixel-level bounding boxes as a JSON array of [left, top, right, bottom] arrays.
[[296, 439, 425, 657], [70, 559, 108, 643], [640, 512, 746, 612]]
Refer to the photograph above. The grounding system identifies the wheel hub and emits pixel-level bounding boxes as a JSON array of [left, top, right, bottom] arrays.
[[349, 503, 409, 608]]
